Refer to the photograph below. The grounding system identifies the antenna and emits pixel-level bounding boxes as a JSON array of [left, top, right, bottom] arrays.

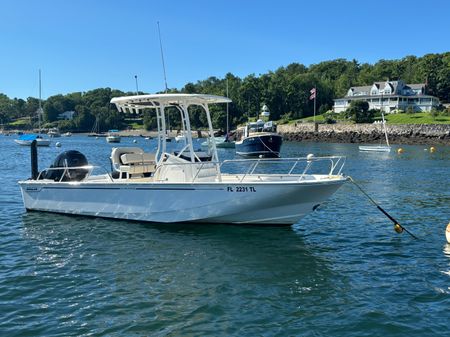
[[157, 21, 168, 93], [134, 75, 139, 95]]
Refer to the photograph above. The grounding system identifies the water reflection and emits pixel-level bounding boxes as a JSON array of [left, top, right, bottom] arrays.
[[18, 210, 352, 334]]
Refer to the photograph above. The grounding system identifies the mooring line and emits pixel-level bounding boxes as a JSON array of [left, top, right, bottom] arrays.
[[348, 176, 418, 239]]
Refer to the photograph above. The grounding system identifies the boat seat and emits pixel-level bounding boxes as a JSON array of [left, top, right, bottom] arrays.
[[110, 147, 157, 179], [120, 153, 155, 165], [119, 152, 156, 178]]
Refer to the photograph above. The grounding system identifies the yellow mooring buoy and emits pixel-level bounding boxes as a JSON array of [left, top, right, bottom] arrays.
[[394, 223, 404, 234], [397, 148, 404, 154], [430, 146, 436, 153], [446, 223, 450, 244]]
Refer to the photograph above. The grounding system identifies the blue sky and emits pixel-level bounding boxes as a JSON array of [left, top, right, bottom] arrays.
[[1, 0, 449, 99]]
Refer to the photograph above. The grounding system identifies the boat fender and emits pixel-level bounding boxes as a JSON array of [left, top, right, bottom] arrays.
[[446, 223, 450, 244]]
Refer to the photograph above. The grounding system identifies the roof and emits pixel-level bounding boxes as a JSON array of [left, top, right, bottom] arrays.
[[350, 85, 372, 92], [407, 83, 425, 89], [334, 94, 438, 101], [373, 81, 385, 88], [111, 94, 231, 112]]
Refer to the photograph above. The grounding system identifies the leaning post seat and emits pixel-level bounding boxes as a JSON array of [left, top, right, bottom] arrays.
[[110, 147, 156, 179]]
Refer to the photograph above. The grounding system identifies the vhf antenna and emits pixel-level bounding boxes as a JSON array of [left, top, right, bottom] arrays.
[[157, 21, 168, 93]]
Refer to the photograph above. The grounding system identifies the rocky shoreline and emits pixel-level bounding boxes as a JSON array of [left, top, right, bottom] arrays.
[[278, 123, 450, 145]]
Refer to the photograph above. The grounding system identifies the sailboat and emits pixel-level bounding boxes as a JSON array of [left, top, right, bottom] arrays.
[[88, 116, 103, 137], [359, 96, 391, 152], [15, 70, 51, 147]]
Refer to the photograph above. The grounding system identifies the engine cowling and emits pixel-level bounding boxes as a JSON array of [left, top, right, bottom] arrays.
[[43, 150, 89, 181]]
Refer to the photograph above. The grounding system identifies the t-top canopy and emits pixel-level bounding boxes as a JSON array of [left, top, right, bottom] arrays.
[[111, 94, 232, 113]]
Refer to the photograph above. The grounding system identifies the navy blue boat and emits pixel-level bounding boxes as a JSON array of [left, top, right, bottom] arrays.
[[235, 120, 283, 158]]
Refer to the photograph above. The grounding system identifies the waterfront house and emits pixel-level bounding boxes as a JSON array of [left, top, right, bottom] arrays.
[[333, 80, 440, 113]]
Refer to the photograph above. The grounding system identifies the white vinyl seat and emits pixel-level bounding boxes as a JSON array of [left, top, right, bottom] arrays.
[[110, 147, 156, 179], [119, 153, 156, 177]]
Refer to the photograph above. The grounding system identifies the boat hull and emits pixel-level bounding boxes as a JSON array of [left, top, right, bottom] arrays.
[[19, 178, 346, 225], [15, 139, 51, 146], [235, 134, 282, 158], [106, 136, 121, 143], [201, 137, 235, 148], [359, 145, 391, 152]]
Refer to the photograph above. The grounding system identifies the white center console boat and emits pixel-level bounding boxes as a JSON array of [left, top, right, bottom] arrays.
[[19, 94, 347, 225]]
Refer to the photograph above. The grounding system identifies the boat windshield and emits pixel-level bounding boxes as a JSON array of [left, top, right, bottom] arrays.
[[248, 120, 277, 133]]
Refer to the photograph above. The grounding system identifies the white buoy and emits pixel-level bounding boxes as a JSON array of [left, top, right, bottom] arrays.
[[133, 139, 137, 143], [446, 223, 450, 244], [307, 153, 314, 161], [56, 142, 61, 147]]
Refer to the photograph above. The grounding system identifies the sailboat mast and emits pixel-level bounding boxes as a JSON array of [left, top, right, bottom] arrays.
[[226, 78, 229, 135], [380, 92, 389, 147], [382, 112, 390, 147], [38, 69, 42, 135]]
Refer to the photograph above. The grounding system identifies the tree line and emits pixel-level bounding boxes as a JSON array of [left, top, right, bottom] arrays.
[[1, 52, 449, 132]]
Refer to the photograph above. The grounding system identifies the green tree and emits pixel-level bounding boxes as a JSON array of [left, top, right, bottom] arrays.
[[346, 100, 374, 123]]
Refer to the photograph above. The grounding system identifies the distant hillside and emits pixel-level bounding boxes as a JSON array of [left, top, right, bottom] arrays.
[[1, 52, 449, 131]]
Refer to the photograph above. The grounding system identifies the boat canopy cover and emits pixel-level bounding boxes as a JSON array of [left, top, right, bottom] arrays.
[[18, 134, 38, 141], [111, 94, 232, 113]]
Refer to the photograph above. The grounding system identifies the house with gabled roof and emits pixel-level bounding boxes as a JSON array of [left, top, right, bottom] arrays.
[[334, 80, 439, 113]]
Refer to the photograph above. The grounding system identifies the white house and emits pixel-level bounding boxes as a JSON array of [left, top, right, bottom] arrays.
[[58, 111, 76, 120], [333, 80, 440, 113]]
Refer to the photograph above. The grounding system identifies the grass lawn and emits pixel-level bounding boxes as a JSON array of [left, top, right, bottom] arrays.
[[8, 118, 31, 127], [124, 118, 143, 130], [290, 115, 325, 124], [292, 112, 450, 125], [384, 112, 450, 124]]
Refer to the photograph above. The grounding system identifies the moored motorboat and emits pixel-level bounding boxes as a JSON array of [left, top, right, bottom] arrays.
[[175, 131, 186, 142], [235, 120, 282, 158], [15, 134, 51, 146], [235, 105, 282, 157], [106, 130, 121, 143], [18, 94, 347, 225], [48, 127, 61, 137], [201, 135, 235, 148]]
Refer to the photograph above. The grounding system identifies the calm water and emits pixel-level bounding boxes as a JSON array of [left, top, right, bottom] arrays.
[[1, 134, 449, 336]]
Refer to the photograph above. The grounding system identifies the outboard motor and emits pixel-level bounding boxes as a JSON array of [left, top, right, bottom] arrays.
[[43, 150, 89, 181]]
